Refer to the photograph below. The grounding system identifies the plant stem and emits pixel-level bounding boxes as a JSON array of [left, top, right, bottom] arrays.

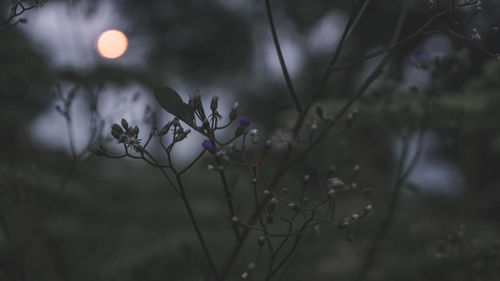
[[264, 0, 302, 112], [174, 173, 220, 281]]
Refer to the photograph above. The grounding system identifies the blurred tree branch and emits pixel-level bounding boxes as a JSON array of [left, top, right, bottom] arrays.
[[0, 1, 43, 31]]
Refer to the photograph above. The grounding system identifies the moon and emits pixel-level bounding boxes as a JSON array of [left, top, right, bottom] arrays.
[[96, 29, 128, 59]]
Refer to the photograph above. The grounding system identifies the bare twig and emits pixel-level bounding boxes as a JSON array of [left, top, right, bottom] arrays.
[[354, 105, 429, 281], [0, 2, 38, 31], [174, 172, 221, 281], [264, 0, 302, 112]]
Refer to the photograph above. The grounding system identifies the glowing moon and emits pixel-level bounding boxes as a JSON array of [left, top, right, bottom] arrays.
[[96, 29, 128, 59]]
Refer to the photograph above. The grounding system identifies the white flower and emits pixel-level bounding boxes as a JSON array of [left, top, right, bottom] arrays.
[[327, 177, 344, 189], [471, 28, 482, 41], [270, 129, 293, 152]]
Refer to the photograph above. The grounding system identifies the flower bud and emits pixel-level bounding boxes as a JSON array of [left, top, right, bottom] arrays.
[[203, 119, 210, 131], [234, 126, 245, 137], [111, 124, 123, 133], [472, 28, 482, 41], [175, 129, 191, 142], [328, 189, 336, 198], [202, 139, 213, 150], [288, 202, 300, 212], [339, 217, 350, 229], [247, 262, 256, 272], [257, 236, 265, 247], [311, 122, 318, 130], [263, 139, 272, 155], [229, 102, 239, 121], [270, 197, 279, 205], [364, 204, 373, 213], [210, 95, 219, 112], [121, 118, 129, 130], [250, 129, 259, 144], [239, 116, 251, 128], [303, 174, 310, 183], [327, 177, 344, 189], [111, 124, 124, 139], [159, 122, 171, 136]]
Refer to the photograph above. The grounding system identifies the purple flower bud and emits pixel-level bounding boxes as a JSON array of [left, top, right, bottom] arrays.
[[202, 139, 213, 150], [239, 116, 251, 128]]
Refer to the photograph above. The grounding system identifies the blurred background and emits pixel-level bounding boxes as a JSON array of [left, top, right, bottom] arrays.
[[1, 0, 499, 280]]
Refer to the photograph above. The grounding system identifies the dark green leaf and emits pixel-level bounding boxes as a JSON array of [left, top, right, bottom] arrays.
[[154, 87, 194, 125]]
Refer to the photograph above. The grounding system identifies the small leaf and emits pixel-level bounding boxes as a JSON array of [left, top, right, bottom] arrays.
[[153, 87, 186, 117], [154, 87, 194, 125]]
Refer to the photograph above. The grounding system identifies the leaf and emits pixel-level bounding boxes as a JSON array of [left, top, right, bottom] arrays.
[[153, 87, 186, 117], [154, 87, 194, 125]]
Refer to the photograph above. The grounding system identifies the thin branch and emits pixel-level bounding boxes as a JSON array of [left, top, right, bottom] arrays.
[[320, 0, 373, 93], [266, 215, 315, 280], [0, 2, 37, 31], [447, 30, 498, 57], [264, 0, 302, 112], [281, 4, 408, 176], [173, 172, 220, 281], [179, 150, 206, 175], [329, 10, 450, 73], [215, 157, 241, 241], [219, 1, 377, 278], [354, 106, 429, 281], [64, 116, 78, 159]]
